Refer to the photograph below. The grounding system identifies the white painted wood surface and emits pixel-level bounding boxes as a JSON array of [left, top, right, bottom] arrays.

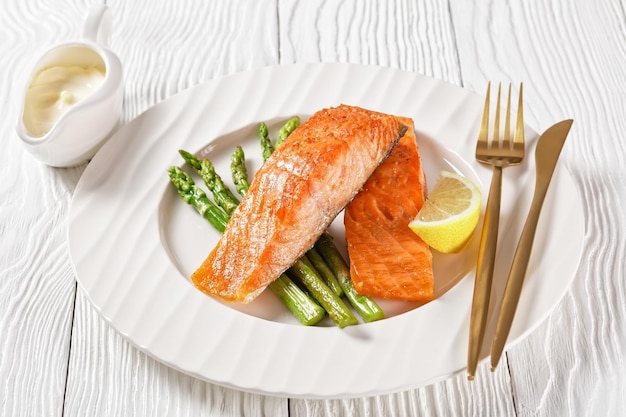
[[1, 0, 624, 416]]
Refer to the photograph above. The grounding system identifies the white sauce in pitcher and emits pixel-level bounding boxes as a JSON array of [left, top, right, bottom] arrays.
[[22, 65, 105, 137]]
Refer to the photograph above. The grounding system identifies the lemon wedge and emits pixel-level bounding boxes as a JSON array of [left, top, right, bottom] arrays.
[[409, 171, 482, 253]]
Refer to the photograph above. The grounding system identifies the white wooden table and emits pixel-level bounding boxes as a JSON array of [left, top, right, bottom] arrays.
[[2, 0, 625, 415]]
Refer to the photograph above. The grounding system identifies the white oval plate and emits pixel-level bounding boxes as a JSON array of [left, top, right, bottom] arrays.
[[68, 63, 583, 399]]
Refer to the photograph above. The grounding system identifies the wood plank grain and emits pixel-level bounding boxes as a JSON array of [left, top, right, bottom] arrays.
[[278, 0, 462, 83], [108, 0, 279, 121], [279, 0, 516, 414], [290, 367, 516, 417], [0, 1, 90, 416], [449, 0, 626, 415]]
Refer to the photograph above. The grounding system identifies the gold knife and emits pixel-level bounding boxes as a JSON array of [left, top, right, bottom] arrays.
[[490, 119, 574, 370]]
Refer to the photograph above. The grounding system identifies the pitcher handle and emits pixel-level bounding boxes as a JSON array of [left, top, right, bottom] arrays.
[[81, 4, 112, 46]]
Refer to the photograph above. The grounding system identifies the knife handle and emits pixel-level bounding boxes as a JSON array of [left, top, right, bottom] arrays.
[[467, 165, 502, 380], [489, 185, 547, 370]]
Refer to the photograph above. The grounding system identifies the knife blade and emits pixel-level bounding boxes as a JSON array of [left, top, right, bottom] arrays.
[[489, 119, 574, 370]]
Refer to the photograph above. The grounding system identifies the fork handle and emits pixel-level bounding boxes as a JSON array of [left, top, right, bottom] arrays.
[[467, 165, 502, 380]]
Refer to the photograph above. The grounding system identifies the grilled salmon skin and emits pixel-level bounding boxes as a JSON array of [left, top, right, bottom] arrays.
[[192, 105, 407, 302], [344, 118, 434, 301]]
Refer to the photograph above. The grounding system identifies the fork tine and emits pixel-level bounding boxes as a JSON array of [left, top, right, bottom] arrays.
[[503, 84, 512, 147], [514, 83, 524, 147], [477, 82, 491, 147], [493, 83, 501, 145]]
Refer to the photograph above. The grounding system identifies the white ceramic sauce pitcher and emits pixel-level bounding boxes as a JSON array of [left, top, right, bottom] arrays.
[[17, 5, 124, 167]]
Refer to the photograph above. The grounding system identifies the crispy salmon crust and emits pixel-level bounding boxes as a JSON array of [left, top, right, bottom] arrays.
[[192, 105, 407, 302], [344, 118, 435, 301]]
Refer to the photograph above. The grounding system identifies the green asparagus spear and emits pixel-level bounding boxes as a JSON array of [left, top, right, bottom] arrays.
[[269, 274, 326, 325], [231, 146, 251, 195], [180, 150, 243, 217], [315, 233, 385, 322], [304, 247, 343, 297], [258, 122, 274, 161], [276, 116, 300, 147], [167, 166, 325, 326], [178, 150, 240, 214], [290, 258, 357, 328], [167, 166, 229, 232], [230, 146, 249, 197]]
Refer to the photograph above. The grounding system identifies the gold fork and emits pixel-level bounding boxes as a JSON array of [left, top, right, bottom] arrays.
[[467, 82, 524, 380]]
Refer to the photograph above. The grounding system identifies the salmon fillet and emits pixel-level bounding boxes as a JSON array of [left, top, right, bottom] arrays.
[[344, 118, 434, 301], [192, 105, 407, 302]]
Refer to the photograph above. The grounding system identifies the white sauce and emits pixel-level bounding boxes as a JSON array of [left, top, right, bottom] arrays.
[[22, 65, 105, 137]]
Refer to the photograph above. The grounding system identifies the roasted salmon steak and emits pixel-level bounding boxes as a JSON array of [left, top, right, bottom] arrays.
[[344, 118, 435, 301], [192, 105, 407, 302]]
